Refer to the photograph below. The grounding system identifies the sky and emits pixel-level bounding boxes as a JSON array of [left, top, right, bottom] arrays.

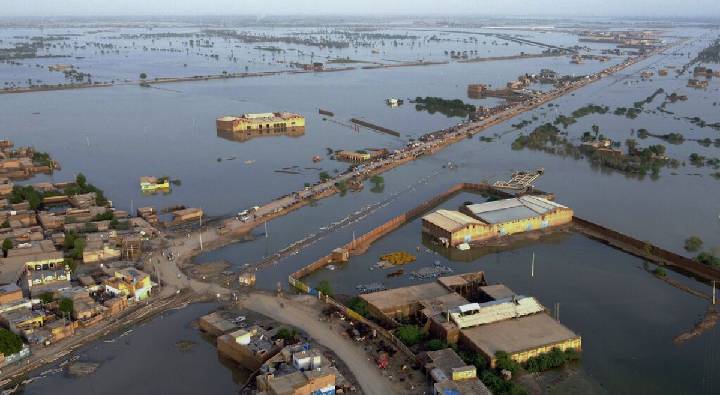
[[3, 0, 719, 18]]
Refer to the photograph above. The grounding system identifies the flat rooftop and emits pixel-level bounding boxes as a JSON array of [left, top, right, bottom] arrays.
[[426, 348, 467, 372], [479, 284, 515, 301], [436, 272, 485, 289], [421, 293, 469, 318], [462, 312, 580, 356], [360, 281, 450, 313]]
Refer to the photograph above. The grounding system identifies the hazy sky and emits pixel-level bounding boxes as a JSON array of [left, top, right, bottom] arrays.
[[4, 0, 720, 18]]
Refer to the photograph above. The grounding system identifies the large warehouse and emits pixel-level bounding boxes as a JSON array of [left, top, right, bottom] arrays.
[[359, 272, 582, 368], [422, 195, 573, 246]]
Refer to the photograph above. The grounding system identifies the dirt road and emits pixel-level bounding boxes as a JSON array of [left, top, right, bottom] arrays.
[[242, 293, 398, 395]]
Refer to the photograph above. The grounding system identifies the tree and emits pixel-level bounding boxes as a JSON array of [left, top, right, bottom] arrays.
[[684, 236, 703, 252], [335, 180, 348, 195], [316, 280, 333, 296], [395, 325, 424, 346], [76, 173, 87, 188], [63, 231, 78, 252], [696, 252, 720, 267], [59, 298, 74, 317], [274, 327, 298, 342], [625, 139, 638, 152], [64, 258, 77, 273], [370, 175, 384, 186], [40, 292, 55, 304], [319, 171, 331, 182], [139, 72, 147, 80], [2, 238, 12, 258], [347, 297, 369, 317], [0, 328, 23, 356], [72, 237, 86, 260]]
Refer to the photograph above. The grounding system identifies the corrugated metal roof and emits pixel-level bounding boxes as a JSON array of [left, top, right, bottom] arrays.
[[466, 196, 568, 224], [423, 210, 480, 232], [466, 199, 521, 215], [450, 296, 545, 329], [476, 206, 538, 224]]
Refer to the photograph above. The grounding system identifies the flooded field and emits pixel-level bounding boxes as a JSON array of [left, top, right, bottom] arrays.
[[0, 23, 613, 88], [0, 16, 719, 395]]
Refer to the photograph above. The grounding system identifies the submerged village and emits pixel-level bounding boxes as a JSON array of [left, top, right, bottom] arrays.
[[0, 13, 719, 395]]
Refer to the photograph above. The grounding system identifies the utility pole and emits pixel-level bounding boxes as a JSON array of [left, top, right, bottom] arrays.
[[531, 252, 535, 278], [199, 214, 203, 251], [713, 281, 716, 305], [153, 259, 162, 291], [352, 231, 356, 249], [555, 302, 560, 322]]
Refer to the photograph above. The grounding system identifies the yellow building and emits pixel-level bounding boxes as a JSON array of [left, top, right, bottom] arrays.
[[104, 269, 153, 301], [423, 196, 573, 247], [421, 210, 484, 247], [139, 176, 170, 192], [216, 112, 305, 133]]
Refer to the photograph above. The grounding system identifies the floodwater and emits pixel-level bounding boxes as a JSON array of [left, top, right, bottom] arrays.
[[1, 22, 719, 394], [18, 303, 245, 395], [301, 191, 720, 394]]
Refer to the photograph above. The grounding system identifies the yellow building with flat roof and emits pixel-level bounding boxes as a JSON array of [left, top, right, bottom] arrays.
[[216, 112, 305, 133], [423, 196, 573, 247]]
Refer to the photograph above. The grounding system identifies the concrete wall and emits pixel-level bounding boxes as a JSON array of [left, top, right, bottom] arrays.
[[573, 217, 720, 282], [217, 334, 272, 371]]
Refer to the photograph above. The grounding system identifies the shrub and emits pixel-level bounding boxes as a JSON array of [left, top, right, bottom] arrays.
[[347, 297, 369, 317], [495, 351, 520, 373], [275, 327, 299, 342], [0, 328, 23, 356], [425, 339, 448, 351], [316, 280, 333, 296], [696, 252, 720, 267], [2, 238, 12, 257], [684, 236, 703, 252], [94, 211, 115, 221], [39, 292, 55, 304], [524, 348, 580, 373], [395, 325, 424, 346]]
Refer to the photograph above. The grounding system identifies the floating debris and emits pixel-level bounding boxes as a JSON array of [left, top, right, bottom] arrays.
[[379, 251, 416, 266], [356, 282, 386, 293], [410, 265, 453, 280], [67, 361, 100, 377], [175, 340, 196, 352]]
